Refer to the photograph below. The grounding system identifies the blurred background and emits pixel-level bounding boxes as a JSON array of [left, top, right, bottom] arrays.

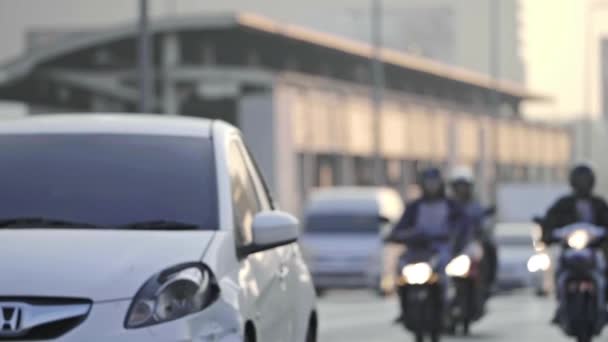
[[1, 0, 608, 340]]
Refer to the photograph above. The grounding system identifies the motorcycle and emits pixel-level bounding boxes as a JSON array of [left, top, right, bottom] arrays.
[[389, 231, 451, 342], [445, 206, 495, 335], [549, 222, 607, 342], [445, 240, 485, 336]]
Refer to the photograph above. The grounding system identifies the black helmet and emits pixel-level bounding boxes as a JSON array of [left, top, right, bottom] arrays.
[[419, 167, 444, 199], [569, 164, 595, 198]]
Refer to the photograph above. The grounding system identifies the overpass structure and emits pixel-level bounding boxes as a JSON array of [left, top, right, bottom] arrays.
[[0, 13, 570, 214]]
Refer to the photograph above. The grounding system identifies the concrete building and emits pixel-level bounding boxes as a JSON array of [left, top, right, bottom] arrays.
[[1, 0, 525, 83], [571, 119, 608, 195], [309, 0, 526, 83], [0, 13, 569, 215]]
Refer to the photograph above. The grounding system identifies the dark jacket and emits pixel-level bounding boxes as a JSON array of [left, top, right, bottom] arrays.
[[392, 198, 469, 248], [542, 194, 608, 242]]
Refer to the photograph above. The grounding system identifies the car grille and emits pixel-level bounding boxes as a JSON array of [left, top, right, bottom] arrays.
[[0, 297, 91, 341]]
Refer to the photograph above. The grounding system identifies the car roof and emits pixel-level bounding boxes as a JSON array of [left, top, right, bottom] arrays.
[[305, 187, 404, 220], [0, 114, 215, 137]]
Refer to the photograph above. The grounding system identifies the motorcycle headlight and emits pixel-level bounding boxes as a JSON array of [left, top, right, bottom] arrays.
[[445, 255, 471, 278], [527, 253, 551, 273], [568, 230, 590, 250], [125, 263, 219, 329], [402, 263, 433, 285]]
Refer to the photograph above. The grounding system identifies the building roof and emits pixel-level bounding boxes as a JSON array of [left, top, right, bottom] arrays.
[[0, 12, 546, 101], [0, 114, 213, 137]]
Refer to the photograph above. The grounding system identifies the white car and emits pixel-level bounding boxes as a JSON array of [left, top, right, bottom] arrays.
[[301, 187, 403, 295], [0, 115, 317, 342], [495, 222, 542, 291]]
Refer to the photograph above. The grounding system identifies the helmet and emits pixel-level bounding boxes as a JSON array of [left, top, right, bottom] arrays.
[[419, 167, 444, 199], [420, 167, 442, 181], [569, 163, 595, 198], [449, 165, 474, 202], [449, 165, 474, 184]]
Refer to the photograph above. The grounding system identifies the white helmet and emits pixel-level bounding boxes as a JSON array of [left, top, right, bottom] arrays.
[[449, 165, 474, 184]]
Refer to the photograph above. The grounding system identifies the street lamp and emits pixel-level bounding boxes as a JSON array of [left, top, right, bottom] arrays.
[[370, 0, 385, 186], [137, 0, 153, 113], [582, 0, 608, 159]]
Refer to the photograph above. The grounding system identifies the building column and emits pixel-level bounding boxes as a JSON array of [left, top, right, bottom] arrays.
[[339, 155, 355, 186], [447, 111, 459, 170], [161, 33, 180, 115]]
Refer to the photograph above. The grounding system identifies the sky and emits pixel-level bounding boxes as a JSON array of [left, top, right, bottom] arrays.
[[0, 0, 607, 121]]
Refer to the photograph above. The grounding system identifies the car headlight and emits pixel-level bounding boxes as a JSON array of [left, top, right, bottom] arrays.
[[402, 263, 433, 285], [125, 263, 219, 329], [445, 255, 471, 278], [527, 253, 551, 273], [568, 230, 590, 250]]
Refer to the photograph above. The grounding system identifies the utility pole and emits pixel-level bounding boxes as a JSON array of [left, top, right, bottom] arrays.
[[481, 0, 501, 205], [138, 0, 153, 113], [371, 0, 385, 186]]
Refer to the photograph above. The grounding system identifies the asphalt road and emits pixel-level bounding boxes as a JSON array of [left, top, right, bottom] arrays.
[[318, 290, 584, 341]]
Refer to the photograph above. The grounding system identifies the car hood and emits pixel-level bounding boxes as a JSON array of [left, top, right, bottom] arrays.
[[0, 229, 216, 301]]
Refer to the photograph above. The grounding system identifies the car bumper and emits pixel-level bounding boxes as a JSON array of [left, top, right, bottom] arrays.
[[55, 299, 242, 342]]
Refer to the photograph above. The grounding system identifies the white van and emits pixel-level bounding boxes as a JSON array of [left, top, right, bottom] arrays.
[[301, 187, 404, 294]]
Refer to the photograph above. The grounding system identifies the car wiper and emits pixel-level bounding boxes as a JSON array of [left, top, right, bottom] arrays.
[[0, 217, 99, 229], [119, 220, 201, 231]]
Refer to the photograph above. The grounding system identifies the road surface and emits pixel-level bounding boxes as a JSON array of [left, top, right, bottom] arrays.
[[318, 290, 585, 341]]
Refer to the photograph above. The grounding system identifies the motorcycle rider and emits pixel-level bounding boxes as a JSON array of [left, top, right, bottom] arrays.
[[448, 166, 497, 297], [392, 167, 468, 247], [542, 163, 608, 323], [390, 167, 468, 319], [542, 163, 608, 241]]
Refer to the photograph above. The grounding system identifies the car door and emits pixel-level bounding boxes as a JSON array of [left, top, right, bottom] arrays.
[[228, 140, 289, 341], [236, 140, 299, 339]]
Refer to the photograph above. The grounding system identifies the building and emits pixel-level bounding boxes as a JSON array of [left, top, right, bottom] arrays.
[[1, 0, 525, 83], [571, 119, 608, 195], [0, 13, 569, 215], [308, 0, 526, 83]]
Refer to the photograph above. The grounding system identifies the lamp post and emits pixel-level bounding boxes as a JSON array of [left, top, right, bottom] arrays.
[[370, 0, 385, 186], [137, 0, 153, 113], [479, 0, 501, 205]]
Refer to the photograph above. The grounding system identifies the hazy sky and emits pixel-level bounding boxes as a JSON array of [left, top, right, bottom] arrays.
[[521, 0, 608, 121], [0, 0, 607, 120]]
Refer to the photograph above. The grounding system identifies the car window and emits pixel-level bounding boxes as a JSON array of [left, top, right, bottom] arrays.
[[495, 235, 533, 247], [305, 214, 381, 234], [228, 141, 261, 246], [0, 134, 219, 230], [235, 140, 273, 211]]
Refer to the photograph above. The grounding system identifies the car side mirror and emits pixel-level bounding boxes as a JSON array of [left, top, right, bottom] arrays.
[[240, 211, 299, 256]]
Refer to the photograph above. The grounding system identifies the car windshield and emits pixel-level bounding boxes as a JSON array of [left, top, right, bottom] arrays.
[[305, 214, 380, 234], [495, 235, 533, 247], [0, 134, 218, 230]]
